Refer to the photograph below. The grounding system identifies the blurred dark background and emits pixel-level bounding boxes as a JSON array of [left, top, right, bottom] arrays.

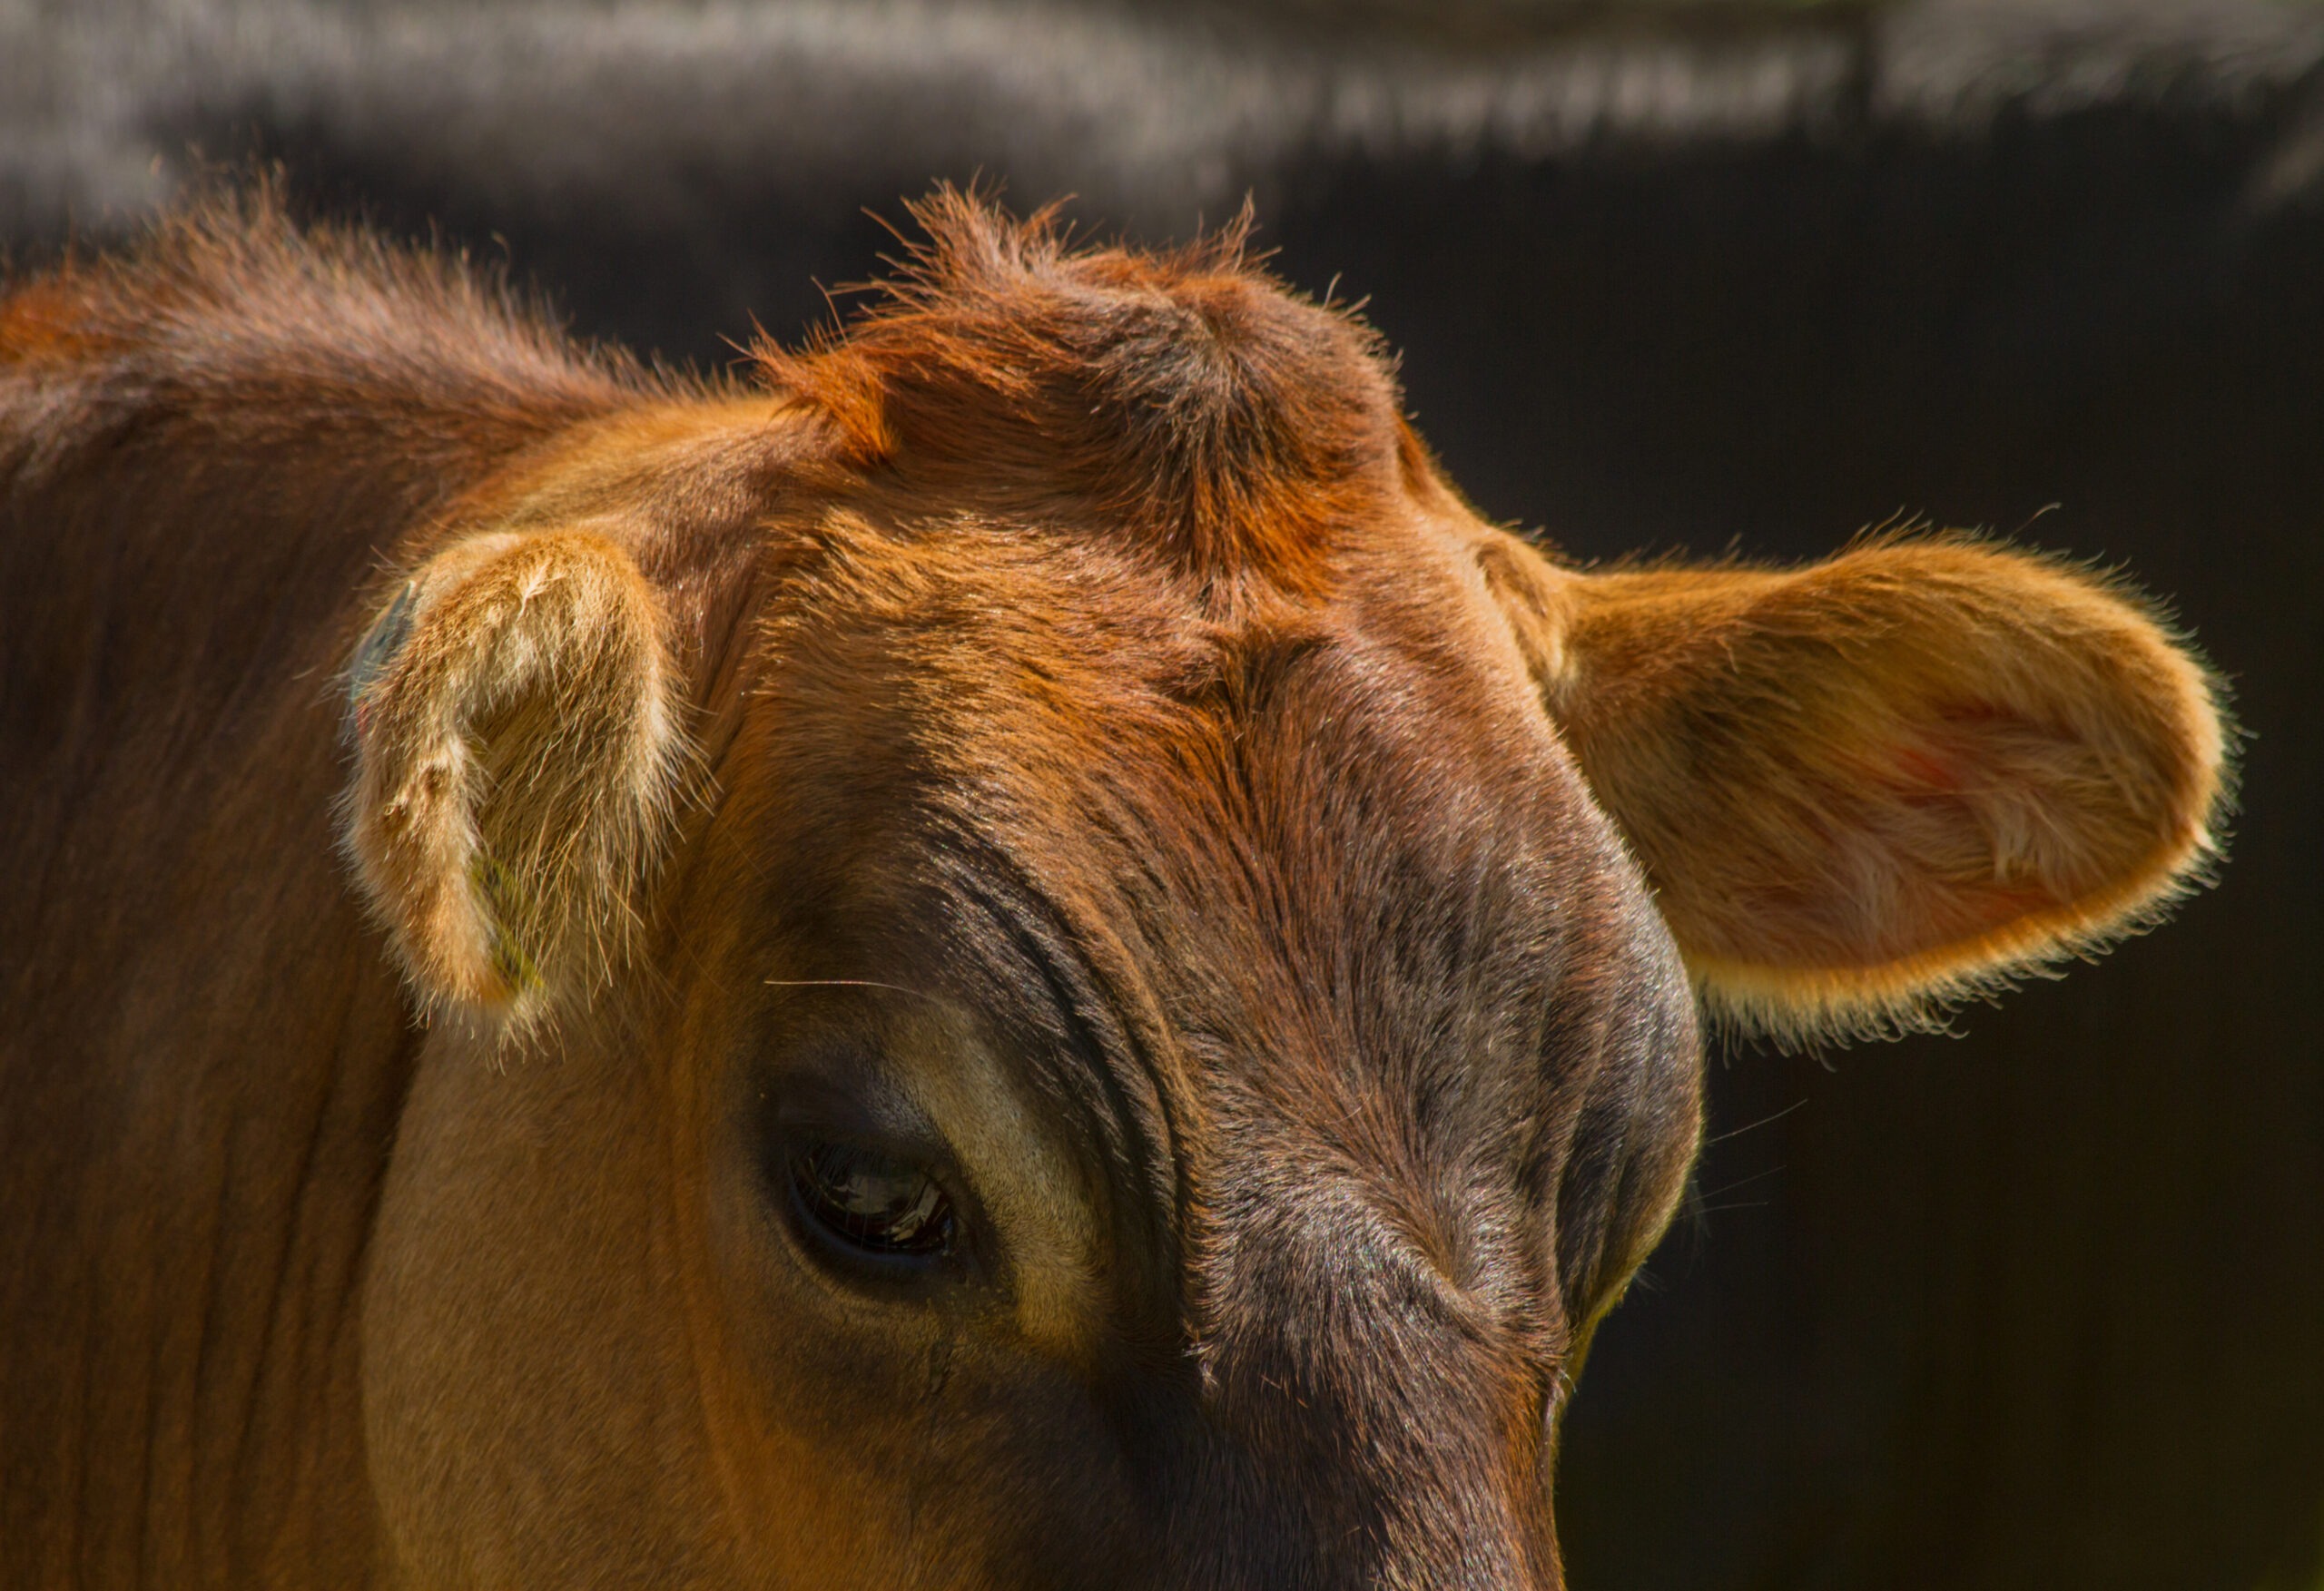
[[7, 2, 2319, 1586]]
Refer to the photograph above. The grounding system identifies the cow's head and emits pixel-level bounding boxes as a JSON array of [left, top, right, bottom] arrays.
[[338, 196, 2225, 1587]]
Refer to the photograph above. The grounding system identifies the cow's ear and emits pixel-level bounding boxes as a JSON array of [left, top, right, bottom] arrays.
[[340, 529, 686, 1020], [1485, 534, 2230, 1041]]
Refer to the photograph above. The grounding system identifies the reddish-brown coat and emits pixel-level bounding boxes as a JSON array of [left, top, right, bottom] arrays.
[[0, 189, 2225, 1588]]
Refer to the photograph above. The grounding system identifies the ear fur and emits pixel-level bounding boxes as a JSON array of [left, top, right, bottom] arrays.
[[1481, 531, 2230, 1042], [341, 528, 685, 1023]]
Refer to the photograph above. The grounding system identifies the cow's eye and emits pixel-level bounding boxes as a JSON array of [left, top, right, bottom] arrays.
[[791, 1142, 955, 1257]]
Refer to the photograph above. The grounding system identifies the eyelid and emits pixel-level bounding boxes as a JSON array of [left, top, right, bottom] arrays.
[[768, 1054, 950, 1162], [750, 1001, 1019, 1296]]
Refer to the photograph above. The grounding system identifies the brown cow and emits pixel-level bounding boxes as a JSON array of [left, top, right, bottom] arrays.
[[0, 189, 2226, 1588]]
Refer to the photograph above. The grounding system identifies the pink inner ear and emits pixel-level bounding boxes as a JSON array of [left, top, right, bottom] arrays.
[[1862, 700, 2064, 800], [1800, 697, 2098, 958], [1883, 700, 2043, 793]]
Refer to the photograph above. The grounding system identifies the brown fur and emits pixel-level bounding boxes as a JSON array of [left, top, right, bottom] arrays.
[[755, 192, 1404, 597], [0, 188, 2227, 1587]]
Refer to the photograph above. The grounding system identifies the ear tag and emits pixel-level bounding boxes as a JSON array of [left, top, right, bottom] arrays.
[[344, 580, 419, 741], [469, 850, 542, 996]]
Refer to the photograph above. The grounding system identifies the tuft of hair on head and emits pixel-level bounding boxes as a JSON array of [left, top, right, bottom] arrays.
[[340, 527, 690, 1034], [1476, 525, 2233, 1046], [750, 185, 1408, 591]]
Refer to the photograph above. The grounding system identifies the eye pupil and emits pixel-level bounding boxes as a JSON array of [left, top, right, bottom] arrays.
[[793, 1143, 953, 1256]]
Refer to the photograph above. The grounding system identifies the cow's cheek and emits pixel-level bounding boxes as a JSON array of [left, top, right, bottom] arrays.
[[683, 1065, 1129, 1587], [360, 1025, 743, 1587]]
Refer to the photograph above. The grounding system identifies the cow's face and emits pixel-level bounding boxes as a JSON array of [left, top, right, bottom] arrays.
[[669, 510, 1701, 1587], [340, 199, 2226, 1587]]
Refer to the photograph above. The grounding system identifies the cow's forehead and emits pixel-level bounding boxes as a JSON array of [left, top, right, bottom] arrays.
[[718, 194, 1700, 1350], [741, 509, 1689, 1272]]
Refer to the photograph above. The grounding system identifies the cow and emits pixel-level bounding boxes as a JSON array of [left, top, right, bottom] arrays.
[[0, 187, 2228, 1589]]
